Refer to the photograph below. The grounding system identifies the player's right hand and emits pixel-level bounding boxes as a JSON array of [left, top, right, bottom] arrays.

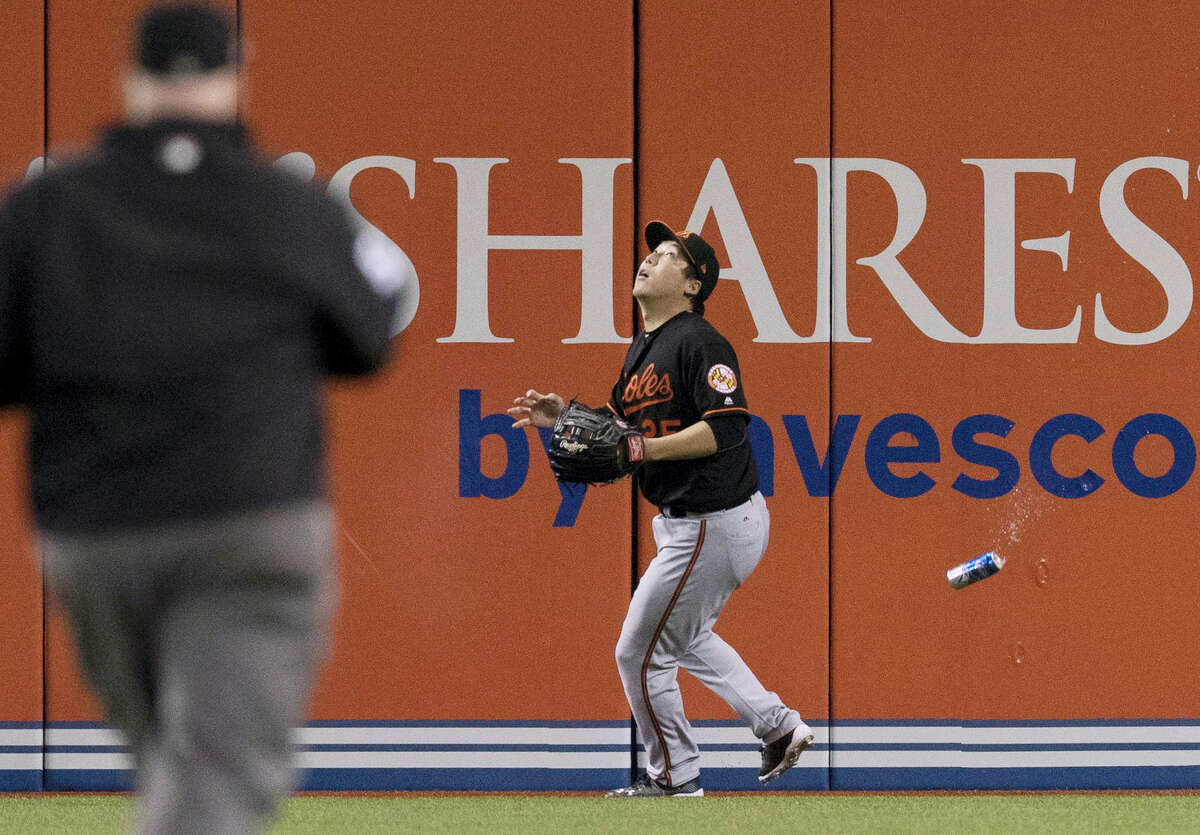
[[508, 390, 566, 429]]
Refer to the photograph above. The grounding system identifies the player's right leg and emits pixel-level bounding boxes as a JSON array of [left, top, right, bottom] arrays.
[[612, 513, 710, 793]]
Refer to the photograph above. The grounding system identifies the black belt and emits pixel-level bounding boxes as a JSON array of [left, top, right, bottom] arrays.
[[661, 496, 753, 519]]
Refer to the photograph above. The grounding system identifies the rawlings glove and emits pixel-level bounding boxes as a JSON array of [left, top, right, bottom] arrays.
[[548, 400, 645, 485]]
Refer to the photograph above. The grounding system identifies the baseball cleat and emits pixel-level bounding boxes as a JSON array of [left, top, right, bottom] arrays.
[[759, 722, 815, 783], [605, 773, 704, 797]]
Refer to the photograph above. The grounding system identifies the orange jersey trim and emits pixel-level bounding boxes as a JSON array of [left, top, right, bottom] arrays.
[[701, 406, 749, 419]]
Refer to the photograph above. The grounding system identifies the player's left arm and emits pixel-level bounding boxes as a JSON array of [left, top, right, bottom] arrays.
[[644, 419, 717, 461], [646, 337, 750, 462]]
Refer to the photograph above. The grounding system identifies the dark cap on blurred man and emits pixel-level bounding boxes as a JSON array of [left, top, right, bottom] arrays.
[[135, 2, 234, 76]]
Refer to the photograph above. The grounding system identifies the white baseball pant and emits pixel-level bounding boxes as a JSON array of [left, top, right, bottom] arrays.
[[614, 491, 802, 787]]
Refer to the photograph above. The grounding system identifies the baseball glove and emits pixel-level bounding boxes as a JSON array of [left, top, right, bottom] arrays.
[[548, 400, 646, 485]]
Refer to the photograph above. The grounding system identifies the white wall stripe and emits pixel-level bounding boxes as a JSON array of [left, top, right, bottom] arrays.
[[0, 754, 42, 770], [830, 726, 1200, 745], [831, 727, 962, 744], [0, 729, 42, 746], [962, 727, 1200, 745], [830, 750, 1200, 769], [962, 750, 1200, 768], [297, 751, 829, 770], [36, 749, 1200, 772], [294, 751, 631, 769], [45, 753, 134, 770], [42, 751, 631, 771], [293, 727, 629, 746], [45, 728, 126, 747], [832, 751, 962, 768]]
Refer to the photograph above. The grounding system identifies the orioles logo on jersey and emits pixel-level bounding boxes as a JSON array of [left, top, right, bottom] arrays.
[[707, 364, 737, 394], [623, 362, 673, 410]]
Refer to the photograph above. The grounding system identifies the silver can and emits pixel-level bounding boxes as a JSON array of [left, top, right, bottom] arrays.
[[947, 551, 1006, 589]]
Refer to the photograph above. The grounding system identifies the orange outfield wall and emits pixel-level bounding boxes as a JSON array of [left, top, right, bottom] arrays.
[[1, 0, 1198, 792], [0, 5, 43, 757], [831, 1, 1200, 722]]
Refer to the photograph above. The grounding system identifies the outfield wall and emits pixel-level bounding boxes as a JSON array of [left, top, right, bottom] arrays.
[[2, 0, 1199, 791]]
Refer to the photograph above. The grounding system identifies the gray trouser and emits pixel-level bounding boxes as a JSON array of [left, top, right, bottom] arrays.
[[615, 492, 800, 786], [41, 499, 335, 835]]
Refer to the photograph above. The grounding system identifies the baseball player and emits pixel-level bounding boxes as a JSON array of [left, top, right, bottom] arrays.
[[510, 222, 812, 796]]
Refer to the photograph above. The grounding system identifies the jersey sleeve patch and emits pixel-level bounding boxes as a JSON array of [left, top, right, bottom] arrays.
[[707, 364, 738, 394]]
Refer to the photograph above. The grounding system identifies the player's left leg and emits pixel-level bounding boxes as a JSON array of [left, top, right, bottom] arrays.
[[682, 631, 801, 743], [677, 492, 811, 781]]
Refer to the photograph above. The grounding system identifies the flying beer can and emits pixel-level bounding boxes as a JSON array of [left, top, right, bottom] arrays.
[[947, 551, 1006, 589]]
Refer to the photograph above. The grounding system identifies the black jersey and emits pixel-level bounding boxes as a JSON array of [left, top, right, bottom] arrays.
[[607, 311, 758, 512], [0, 120, 397, 533]]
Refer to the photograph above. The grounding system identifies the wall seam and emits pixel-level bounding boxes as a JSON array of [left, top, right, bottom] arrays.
[[40, 0, 49, 793], [827, 0, 836, 792], [628, 0, 641, 788]]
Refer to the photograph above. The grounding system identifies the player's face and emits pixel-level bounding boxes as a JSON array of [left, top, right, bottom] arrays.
[[634, 241, 699, 303]]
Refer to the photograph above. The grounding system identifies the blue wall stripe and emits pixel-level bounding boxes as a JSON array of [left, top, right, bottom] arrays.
[[35, 764, 1200, 792], [833, 767, 1200, 791], [44, 770, 132, 792], [44, 721, 108, 730], [0, 772, 41, 791]]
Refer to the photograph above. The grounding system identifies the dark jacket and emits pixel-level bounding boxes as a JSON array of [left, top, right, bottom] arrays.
[[0, 119, 400, 533]]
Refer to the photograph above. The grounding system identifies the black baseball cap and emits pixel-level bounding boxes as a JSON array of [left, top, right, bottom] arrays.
[[644, 221, 721, 301], [135, 2, 234, 76]]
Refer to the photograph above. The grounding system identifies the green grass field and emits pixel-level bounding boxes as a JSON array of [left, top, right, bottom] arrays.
[[3, 793, 1200, 833]]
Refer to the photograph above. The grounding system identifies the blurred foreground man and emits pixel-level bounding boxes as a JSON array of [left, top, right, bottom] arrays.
[[0, 3, 406, 832]]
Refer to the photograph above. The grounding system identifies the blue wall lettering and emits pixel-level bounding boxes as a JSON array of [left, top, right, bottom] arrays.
[[865, 413, 939, 498], [951, 414, 1020, 499], [1029, 413, 1105, 498]]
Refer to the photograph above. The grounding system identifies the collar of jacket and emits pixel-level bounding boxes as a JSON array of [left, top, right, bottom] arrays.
[[103, 118, 249, 154]]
